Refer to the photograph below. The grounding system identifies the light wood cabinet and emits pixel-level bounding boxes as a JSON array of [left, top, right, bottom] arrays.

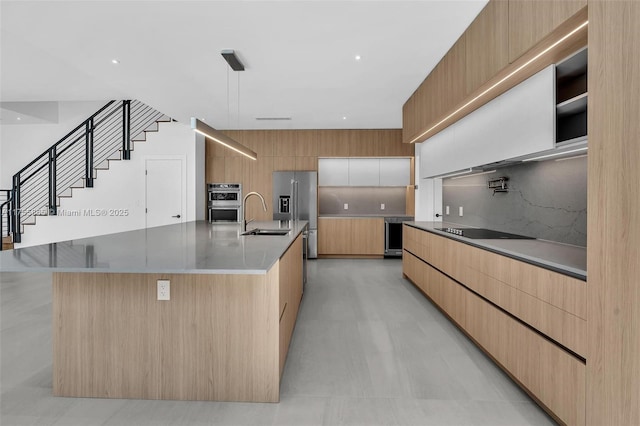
[[465, 0, 509, 94], [318, 217, 384, 257], [508, 0, 587, 63], [279, 235, 303, 375], [318, 218, 352, 255], [403, 0, 587, 145], [351, 218, 384, 255], [402, 34, 466, 143], [402, 225, 587, 425]]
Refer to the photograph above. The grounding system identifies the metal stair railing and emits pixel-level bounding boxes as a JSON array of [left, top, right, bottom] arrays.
[[9, 100, 168, 244], [1, 189, 11, 250]]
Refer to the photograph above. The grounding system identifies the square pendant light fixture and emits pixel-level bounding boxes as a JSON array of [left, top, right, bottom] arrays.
[[221, 49, 245, 71], [191, 118, 257, 160]]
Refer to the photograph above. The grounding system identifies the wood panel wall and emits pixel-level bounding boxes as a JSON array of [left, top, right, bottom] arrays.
[[587, 1, 640, 425], [508, 0, 588, 63], [205, 129, 412, 221]]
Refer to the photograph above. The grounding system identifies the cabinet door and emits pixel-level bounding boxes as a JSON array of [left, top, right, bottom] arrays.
[[318, 218, 352, 254], [351, 218, 384, 255], [318, 158, 349, 186], [419, 122, 456, 179], [420, 65, 555, 178], [508, 0, 587, 63], [379, 158, 410, 186], [465, 0, 509, 94], [348, 159, 380, 186]]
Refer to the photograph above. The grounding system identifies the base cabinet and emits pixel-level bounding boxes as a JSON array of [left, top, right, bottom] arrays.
[[318, 217, 384, 257], [403, 225, 586, 425]]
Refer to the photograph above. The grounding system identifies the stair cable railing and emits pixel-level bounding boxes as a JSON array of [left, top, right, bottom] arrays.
[[8, 99, 167, 244]]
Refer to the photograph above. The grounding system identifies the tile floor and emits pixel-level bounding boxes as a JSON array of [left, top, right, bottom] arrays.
[[0, 259, 555, 425]]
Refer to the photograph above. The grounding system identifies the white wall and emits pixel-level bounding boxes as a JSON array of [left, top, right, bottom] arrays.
[[414, 143, 443, 222], [16, 121, 203, 248], [0, 101, 108, 188]]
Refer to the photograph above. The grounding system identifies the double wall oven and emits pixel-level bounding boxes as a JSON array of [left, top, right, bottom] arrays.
[[384, 216, 414, 257], [208, 183, 242, 223]]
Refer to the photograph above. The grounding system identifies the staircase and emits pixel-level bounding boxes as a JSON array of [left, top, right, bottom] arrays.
[[0, 100, 170, 250]]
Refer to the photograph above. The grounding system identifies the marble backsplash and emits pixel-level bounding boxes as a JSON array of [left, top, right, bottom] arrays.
[[442, 155, 587, 247]]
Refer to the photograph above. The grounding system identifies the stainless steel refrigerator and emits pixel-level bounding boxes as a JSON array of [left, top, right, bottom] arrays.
[[273, 171, 317, 258]]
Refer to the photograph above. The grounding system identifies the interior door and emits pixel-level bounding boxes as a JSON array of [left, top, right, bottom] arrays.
[[145, 158, 185, 228]]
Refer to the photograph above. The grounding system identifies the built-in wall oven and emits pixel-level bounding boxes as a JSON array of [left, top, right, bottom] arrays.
[[208, 183, 242, 223], [384, 216, 414, 257]]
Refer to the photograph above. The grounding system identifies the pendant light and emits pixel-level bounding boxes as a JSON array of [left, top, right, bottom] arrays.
[[191, 49, 257, 160]]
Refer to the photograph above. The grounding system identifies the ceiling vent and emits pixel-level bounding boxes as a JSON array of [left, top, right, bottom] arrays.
[[255, 117, 292, 121]]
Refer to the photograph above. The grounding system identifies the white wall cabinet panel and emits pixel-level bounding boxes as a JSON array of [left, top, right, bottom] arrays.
[[499, 66, 555, 158], [420, 122, 456, 179], [379, 158, 411, 186], [348, 159, 380, 186], [420, 66, 555, 179], [318, 158, 349, 186]]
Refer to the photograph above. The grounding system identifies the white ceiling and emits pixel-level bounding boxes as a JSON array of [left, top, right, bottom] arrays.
[[0, 0, 487, 130]]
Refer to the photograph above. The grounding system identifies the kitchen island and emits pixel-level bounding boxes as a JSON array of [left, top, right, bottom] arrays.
[[0, 220, 307, 402]]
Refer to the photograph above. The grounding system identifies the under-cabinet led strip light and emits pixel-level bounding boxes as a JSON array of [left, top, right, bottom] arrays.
[[432, 168, 474, 179], [522, 147, 588, 162], [191, 118, 257, 160], [450, 169, 497, 180], [410, 20, 589, 144]]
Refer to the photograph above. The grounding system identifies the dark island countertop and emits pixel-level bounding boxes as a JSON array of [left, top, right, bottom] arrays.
[[0, 220, 308, 275], [406, 221, 586, 280]]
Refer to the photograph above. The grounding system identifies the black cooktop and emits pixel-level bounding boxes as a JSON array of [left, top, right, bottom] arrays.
[[436, 227, 535, 240]]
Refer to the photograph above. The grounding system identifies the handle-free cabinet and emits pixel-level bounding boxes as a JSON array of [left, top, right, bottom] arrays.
[[318, 217, 384, 256], [403, 225, 586, 425], [319, 158, 410, 187], [420, 65, 555, 178]]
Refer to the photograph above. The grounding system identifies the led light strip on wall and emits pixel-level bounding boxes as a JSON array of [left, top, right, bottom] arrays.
[[191, 118, 257, 160], [410, 20, 589, 145]]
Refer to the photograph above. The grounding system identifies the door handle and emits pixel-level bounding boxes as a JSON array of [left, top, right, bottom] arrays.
[[172, 214, 181, 218]]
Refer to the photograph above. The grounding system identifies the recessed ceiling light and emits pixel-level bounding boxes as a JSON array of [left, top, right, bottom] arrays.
[[342, 116, 347, 120], [354, 55, 361, 61], [111, 59, 120, 64], [16, 117, 21, 121]]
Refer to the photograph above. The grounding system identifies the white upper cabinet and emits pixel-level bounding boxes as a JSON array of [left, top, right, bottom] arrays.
[[348, 159, 380, 186], [318, 158, 411, 186], [420, 65, 555, 178], [379, 158, 411, 186], [318, 158, 349, 186]]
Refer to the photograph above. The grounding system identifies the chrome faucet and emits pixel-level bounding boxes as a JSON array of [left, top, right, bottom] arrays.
[[242, 191, 268, 231]]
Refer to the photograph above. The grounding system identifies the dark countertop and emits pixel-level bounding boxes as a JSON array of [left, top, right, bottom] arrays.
[[0, 220, 307, 275], [406, 221, 586, 281]]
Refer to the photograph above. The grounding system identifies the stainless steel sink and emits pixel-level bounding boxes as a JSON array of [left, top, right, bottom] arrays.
[[241, 228, 291, 236]]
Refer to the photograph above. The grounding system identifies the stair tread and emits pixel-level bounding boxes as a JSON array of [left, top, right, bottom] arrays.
[[14, 101, 169, 242]]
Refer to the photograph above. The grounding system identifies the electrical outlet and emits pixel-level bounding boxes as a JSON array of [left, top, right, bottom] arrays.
[[459, 206, 464, 217], [446, 205, 450, 215], [157, 279, 170, 301], [343, 203, 349, 210], [380, 203, 385, 210]]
